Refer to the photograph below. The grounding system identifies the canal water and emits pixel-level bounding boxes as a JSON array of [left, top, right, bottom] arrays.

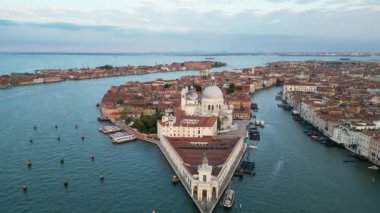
[[0, 54, 379, 212]]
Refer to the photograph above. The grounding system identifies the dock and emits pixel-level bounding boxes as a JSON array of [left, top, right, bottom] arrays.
[[99, 125, 122, 134]]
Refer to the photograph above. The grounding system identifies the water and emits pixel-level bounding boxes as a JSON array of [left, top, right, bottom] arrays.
[[0, 54, 379, 212], [233, 87, 380, 213], [1, 53, 380, 74]]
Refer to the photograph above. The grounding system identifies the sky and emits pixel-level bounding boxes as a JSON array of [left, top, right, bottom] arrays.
[[0, 0, 379, 53]]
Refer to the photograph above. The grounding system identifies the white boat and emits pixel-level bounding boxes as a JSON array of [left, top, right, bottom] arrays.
[[248, 145, 258, 149], [368, 165, 379, 170], [255, 119, 265, 127], [112, 134, 137, 144], [255, 120, 261, 126], [222, 189, 235, 208], [99, 125, 121, 134]]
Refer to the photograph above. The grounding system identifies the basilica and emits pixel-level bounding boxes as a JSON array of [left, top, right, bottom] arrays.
[[180, 83, 234, 130]]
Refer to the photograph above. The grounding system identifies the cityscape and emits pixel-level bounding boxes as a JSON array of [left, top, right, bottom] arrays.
[[1, 0, 380, 213]]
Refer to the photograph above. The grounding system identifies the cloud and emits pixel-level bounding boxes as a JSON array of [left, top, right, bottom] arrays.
[[0, 19, 119, 31], [0, 0, 379, 52]]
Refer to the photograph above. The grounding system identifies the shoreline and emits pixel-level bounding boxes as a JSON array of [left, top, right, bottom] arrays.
[[0, 61, 227, 89]]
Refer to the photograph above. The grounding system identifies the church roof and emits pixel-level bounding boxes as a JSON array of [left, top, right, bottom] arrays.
[[202, 85, 224, 99]]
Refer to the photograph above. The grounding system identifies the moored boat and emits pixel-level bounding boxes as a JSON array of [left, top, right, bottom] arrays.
[[112, 134, 137, 144], [99, 125, 122, 134], [223, 189, 235, 208]]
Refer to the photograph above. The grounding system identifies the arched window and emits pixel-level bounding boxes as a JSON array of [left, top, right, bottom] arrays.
[[208, 105, 210, 110], [212, 105, 214, 110]]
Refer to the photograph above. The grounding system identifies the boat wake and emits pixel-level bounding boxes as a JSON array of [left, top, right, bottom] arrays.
[[272, 156, 285, 176]]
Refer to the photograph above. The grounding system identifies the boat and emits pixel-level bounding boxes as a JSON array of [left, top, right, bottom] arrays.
[[205, 57, 215, 60], [171, 175, 180, 184], [368, 165, 379, 170], [222, 189, 235, 208], [22, 184, 27, 192], [233, 169, 244, 177], [99, 126, 122, 134], [251, 103, 258, 111], [112, 134, 137, 144], [248, 145, 258, 149], [238, 161, 256, 175], [255, 120, 261, 126], [249, 130, 260, 141], [343, 160, 356, 163], [97, 115, 110, 122]]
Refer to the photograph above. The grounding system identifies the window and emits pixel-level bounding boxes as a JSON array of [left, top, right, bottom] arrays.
[[203, 175, 207, 182]]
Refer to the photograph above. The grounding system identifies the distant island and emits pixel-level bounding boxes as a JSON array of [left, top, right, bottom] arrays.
[[0, 61, 226, 89], [3, 51, 379, 57]]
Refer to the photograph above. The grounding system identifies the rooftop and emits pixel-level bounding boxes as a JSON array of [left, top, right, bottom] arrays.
[[166, 136, 241, 176]]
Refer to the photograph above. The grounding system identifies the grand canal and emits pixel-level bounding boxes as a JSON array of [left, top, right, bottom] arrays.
[[0, 53, 379, 212]]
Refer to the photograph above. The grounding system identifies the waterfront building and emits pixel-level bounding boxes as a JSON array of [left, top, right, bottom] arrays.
[[369, 134, 380, 166], [282, 81, 317, 99], [157, 111, 217, 138], [158, 135, 245, 211]]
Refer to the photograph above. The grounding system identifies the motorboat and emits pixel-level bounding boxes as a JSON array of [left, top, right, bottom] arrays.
[[222, 189, 235, 208], [368, 165, 379, 170]]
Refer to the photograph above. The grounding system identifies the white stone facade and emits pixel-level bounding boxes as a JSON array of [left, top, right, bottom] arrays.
[[181, 85, 234, 130]]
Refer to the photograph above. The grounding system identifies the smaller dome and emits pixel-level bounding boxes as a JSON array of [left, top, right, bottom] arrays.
[[186, 91, 198, 100], [202, 85, 223, 99]]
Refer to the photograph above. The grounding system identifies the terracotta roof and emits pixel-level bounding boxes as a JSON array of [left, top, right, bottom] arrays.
[[166, 136, 241, 176]]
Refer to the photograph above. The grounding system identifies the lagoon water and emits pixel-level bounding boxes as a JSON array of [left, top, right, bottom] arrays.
[[0, 53, 380, 212]]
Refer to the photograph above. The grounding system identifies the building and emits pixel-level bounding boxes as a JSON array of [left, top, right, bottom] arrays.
[[369, 135, 380, 166], [158, 135, 245, 210], [180, 84, 234, 130], [282, 81, 317, 99], [157, 112, 217, 138]]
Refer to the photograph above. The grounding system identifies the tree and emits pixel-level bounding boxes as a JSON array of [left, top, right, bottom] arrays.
[[193, 84, 202, 92], [131, 112, 164, 134], [120, 111, 127, 120], [217, 117, 222, 130], [97, 65, 113, 70], [164, 83, 171, 89], [227, 83, 236, 94]]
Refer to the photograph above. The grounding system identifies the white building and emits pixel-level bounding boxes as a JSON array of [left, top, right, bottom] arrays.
[[191, 154, 219, 202], [369, 136, 380, 166], [283, 82, 317, 99], [331, 125, 372, 159], [181, 84, 234, 130], [157, 113, 217, 138]]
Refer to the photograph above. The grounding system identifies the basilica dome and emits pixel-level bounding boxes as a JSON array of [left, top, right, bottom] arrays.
[[202, 85, 224, 99]]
